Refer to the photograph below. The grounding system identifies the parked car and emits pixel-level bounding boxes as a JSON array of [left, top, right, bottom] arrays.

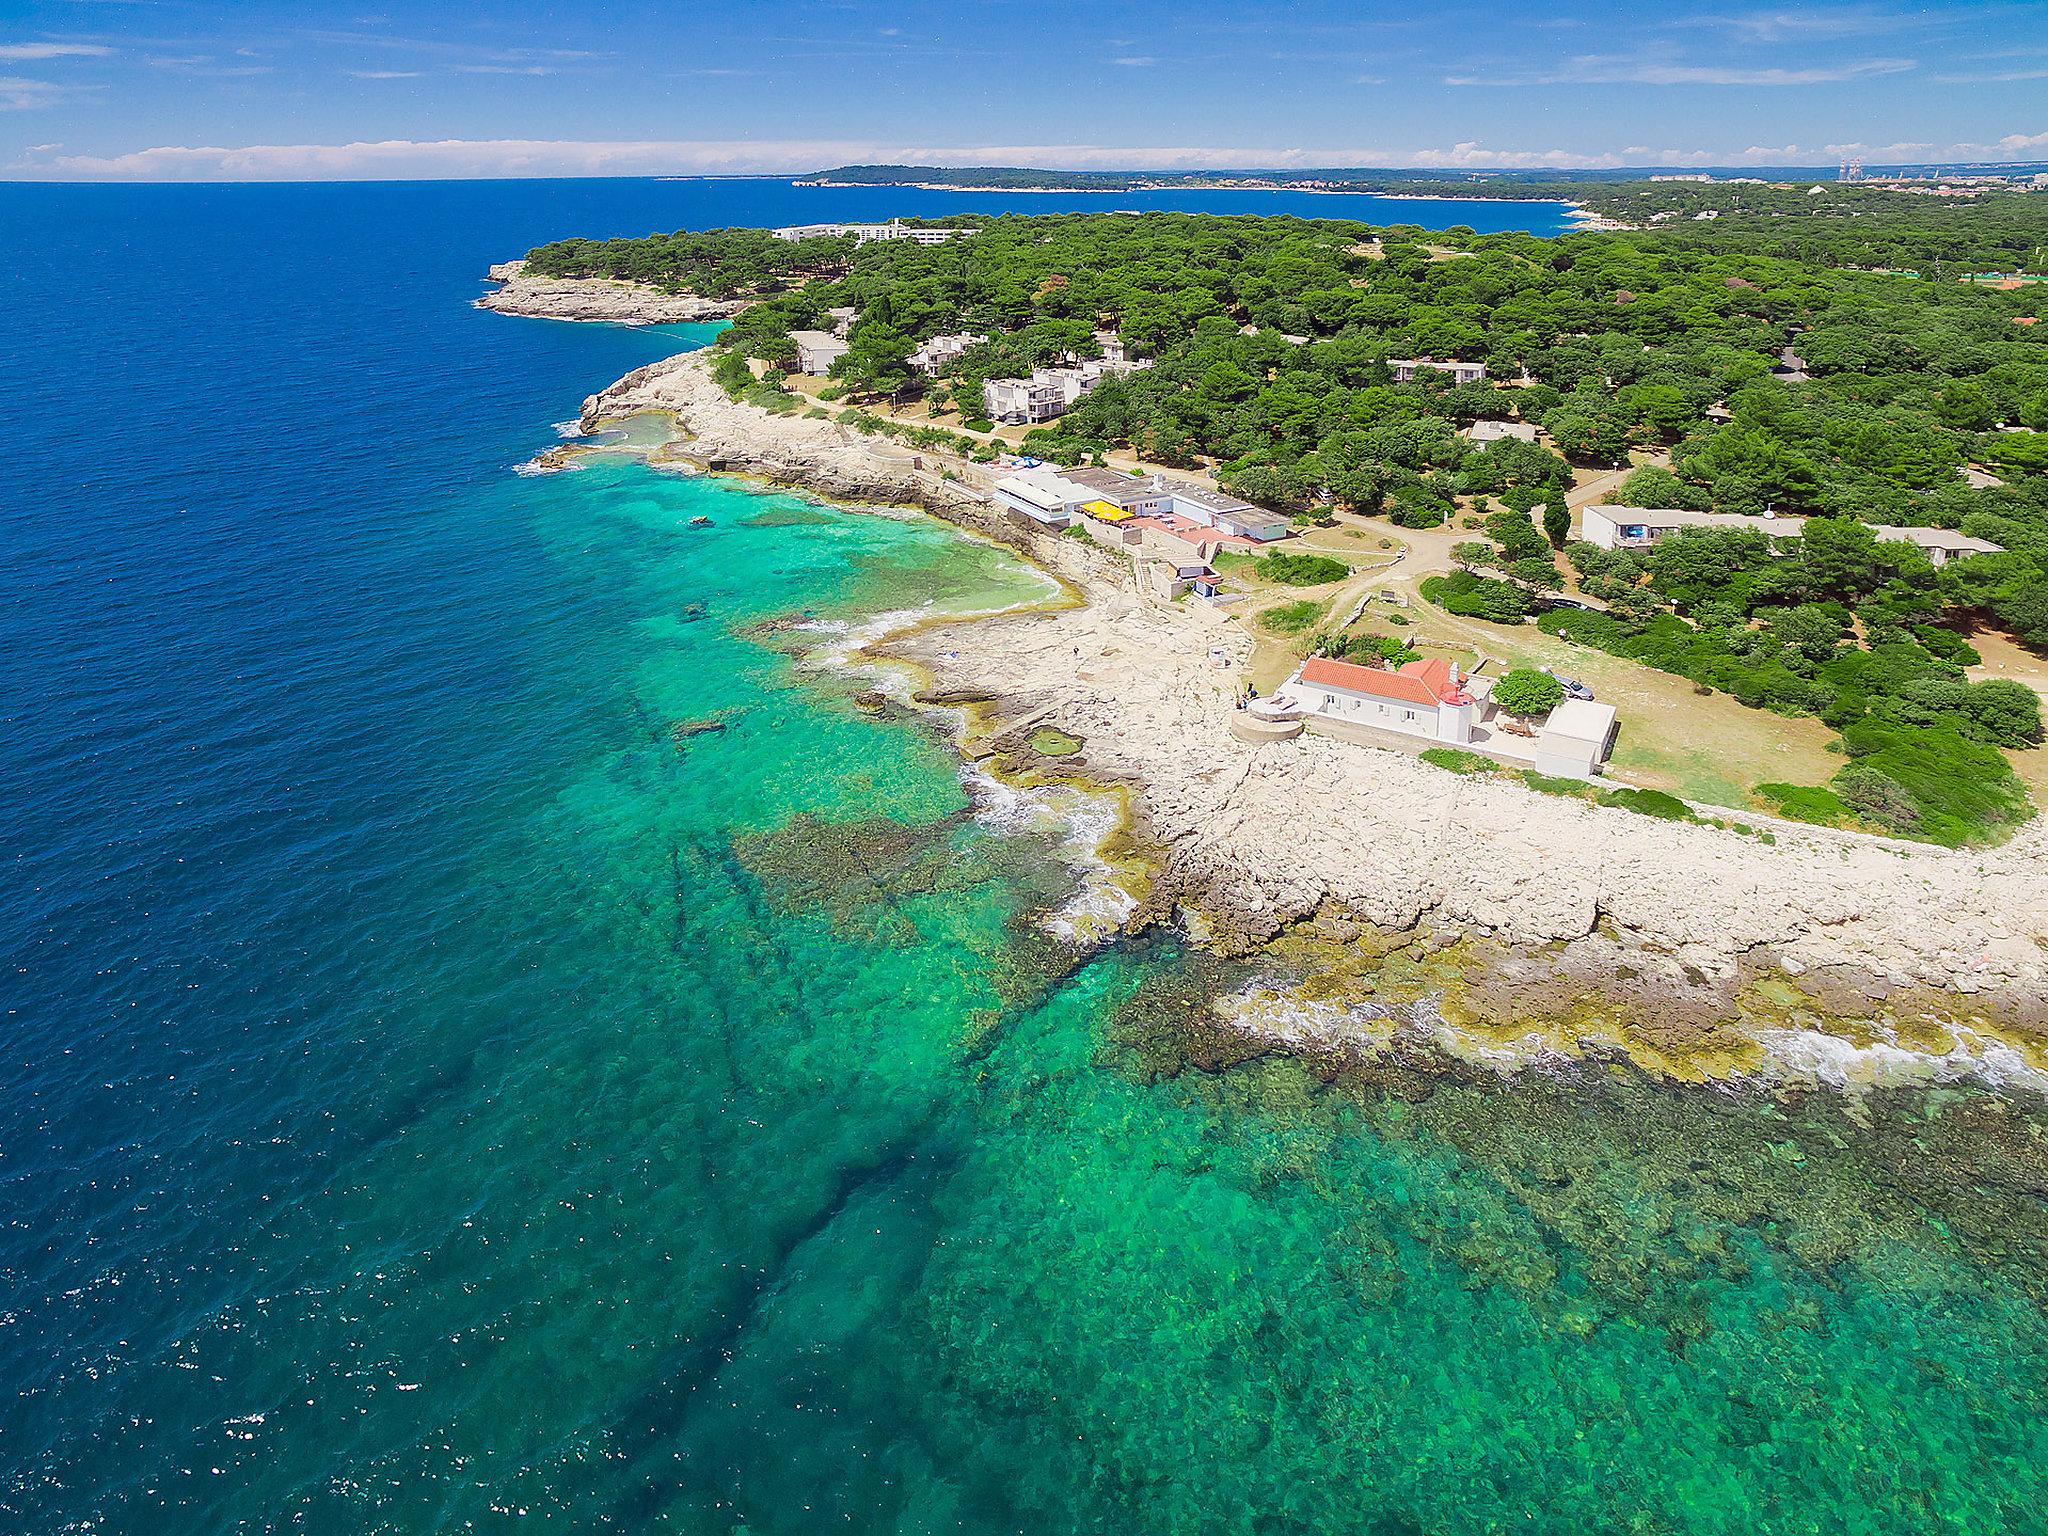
[[1540, 665, 1596, 702]]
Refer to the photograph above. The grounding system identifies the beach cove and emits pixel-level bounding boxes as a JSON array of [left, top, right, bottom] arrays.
[[8, 179, 2048, 1533]]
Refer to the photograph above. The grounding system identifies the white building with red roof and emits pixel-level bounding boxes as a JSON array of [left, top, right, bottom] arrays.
[[1286, 655, 1478, 745]]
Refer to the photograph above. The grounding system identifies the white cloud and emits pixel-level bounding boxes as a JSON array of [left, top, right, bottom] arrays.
[[0, 42, 112, 60], [1448, 53, 1915, 86], [1939, 67, 2048, 83], [1111, 56, 1157, 67], [0, 75, 83, 110], [456, 64, 554, 75], [1669, 7, 1929, 42], [347, 68, 421, 78], [13, 133, 2048, 181]]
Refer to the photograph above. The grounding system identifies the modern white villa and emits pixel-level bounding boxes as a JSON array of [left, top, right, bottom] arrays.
[[909, 332, 986, 376], [1390, 357, 1489, 385], [983, 370, 1094, 424], [982, 342, 1151, 424], [1580, 506, 2004, 567], [790, 330, 850, 375]]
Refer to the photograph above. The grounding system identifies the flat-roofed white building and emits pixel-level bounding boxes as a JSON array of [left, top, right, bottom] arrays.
[[1533, 699, 1619, 779], [1055, 466, 1172, 516], [1163, 481, 1292, 541], [1465, 419, 1539, 444], [772, 219, 971, 245], [1580, 505, 1805, 551], [1050, 467, 1292, 541], [990, 467, 1096, 527], [790, 330, 850, 375], [1390, 357, 1488, 385], [983, 367, 1096, 423], [1580, 506, 2002, 567], [908, 332, 986, 377]]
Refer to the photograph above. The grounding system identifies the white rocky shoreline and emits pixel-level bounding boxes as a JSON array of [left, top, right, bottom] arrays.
[[565, 333, 2048, 1075], [476, 261, 749, 325]]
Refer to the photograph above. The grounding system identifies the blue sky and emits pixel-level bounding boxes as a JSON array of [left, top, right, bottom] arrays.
[[4, 0, 2046, 179]]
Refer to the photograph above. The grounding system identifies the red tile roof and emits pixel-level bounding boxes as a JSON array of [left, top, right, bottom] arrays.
[[1300, 655, 1471, 707]]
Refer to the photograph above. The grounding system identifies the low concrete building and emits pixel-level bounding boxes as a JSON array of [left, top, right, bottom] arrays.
[[1580, 506, 2003, 567], [1057, 466, 1173, 516], [825, 306, 859, 338], [1390, 357, 1488, 385], [790, 329, 849, 375], [1533, 699, 1619, 779], [1169, 483, 1292, 542], [1465, 419, 1539, 444], [1287, 656, 1478, 745], [1049, 467, 1292, 542]]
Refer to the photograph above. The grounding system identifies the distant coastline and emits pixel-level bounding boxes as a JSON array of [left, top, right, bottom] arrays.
[[796, 175, 1588, 216]]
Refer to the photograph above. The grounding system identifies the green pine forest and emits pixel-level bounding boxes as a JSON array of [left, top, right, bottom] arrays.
[[524, 187, 2048, 844]]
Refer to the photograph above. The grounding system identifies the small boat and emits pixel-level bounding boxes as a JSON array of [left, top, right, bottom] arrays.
[[688, 515, 712, 527]]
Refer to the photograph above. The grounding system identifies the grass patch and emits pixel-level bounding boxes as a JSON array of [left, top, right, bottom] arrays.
[[1521, 771, 1596, 800], [1755, 782, 1859, 829], [1260, 599, 1324, 636], [1520, 772, 1702, 824], [1419, 747, 1500, 776], [1256, 550, 1351, 586]]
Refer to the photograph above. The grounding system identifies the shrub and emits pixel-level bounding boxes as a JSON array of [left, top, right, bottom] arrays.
[[962, 417, 995, 433], [1596, 787, 1693, 821], [1257, 551, 1351, 586], [1420, 571, 1533, 624], [1492, 668, 1565, 717], [1834, 764, 1922, 833], [1391, 505, 1447, 529], [1325, 631, 1419, 668], [710, 349, 754, 399]]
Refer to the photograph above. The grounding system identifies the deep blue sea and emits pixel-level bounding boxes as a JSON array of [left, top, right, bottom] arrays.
[[9, 178, 2048, 1535]]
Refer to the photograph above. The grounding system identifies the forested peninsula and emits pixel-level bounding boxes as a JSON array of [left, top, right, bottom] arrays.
[[525, 189, 2048, 848]]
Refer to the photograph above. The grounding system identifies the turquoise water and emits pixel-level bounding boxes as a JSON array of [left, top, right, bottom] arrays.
[[7, 181, 2048, 1533]]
